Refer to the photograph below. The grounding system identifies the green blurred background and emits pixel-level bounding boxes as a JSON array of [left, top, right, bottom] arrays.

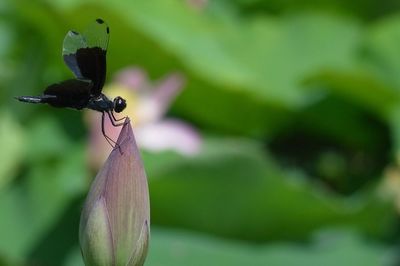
[[1, 0, 400, 265]]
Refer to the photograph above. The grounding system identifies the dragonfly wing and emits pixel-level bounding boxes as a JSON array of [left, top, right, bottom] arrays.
[[62, 19, 109, 96], [62, 30, 86, 79], [44, 79, 93, 109]]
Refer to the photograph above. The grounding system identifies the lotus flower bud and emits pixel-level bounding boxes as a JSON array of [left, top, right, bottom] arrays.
[[80, 118, 150, 266]]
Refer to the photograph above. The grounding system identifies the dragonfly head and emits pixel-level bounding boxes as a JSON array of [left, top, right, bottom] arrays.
[[113, 96, 126, 113]]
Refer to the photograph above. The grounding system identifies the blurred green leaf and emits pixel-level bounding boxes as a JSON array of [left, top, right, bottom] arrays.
[[147, 229, 394, 266], [145, 137, 395, 241], [64, 228, 394, 266], [0, 17, 17, 102], [116, 3, 362, 135], [0, 110, 25, 190], [0, 20, 13, 58], [363, 14, 400, 159], [24, 116, 71, 163], [226, 0, 400, 21], [0, 143, 87, 261], [387, 106, 400, 159], [364, 14, 400, 90], [268, 95, 392, 194], [107, 3, 360, 104], [305, 69, 400, 118]]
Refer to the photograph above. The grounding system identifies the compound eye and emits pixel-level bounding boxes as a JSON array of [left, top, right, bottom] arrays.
[[114, 96, 126, 113]]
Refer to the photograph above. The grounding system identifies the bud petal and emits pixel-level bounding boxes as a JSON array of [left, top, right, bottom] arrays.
[[80, 198, 113, 265], [80, 118, 150, 266]]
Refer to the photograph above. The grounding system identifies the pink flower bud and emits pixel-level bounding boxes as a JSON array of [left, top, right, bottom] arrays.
[[80, 118, 150, 266]]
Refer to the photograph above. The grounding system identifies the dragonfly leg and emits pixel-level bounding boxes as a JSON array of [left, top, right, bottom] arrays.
[[110, 111, 126, 123], [101, 111, 122, 154], [107, 111, 126, 127]]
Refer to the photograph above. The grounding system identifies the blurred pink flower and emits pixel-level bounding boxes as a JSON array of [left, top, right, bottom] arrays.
[[87, 67, 202, 167], [186, 0, 208, 11]]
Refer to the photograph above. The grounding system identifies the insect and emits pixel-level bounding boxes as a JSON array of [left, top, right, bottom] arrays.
[[16, 18, 126, 148]]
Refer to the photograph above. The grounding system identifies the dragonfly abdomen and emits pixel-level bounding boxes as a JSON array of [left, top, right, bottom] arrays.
[[16, 95, 56, 104]]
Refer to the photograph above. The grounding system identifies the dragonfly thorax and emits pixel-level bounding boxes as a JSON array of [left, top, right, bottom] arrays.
[[87, 94, 127, 113], [87, 94, 114, 112]]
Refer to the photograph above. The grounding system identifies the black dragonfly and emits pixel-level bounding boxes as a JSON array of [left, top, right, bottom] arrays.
[[16, 18, 126, 148]]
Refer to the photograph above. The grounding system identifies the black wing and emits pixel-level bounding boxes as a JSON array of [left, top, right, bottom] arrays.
[[62, 18, 109, 96], [43, 79, 93, 109]]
